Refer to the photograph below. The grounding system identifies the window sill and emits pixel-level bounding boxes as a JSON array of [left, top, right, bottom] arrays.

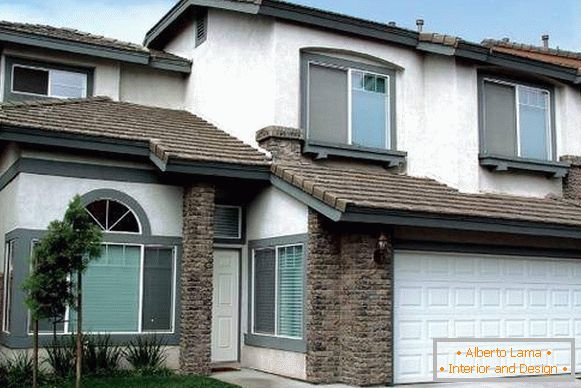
[[479, 154, 570, 178], [244, 333, 306, 353], [303, 141, 407, 167]]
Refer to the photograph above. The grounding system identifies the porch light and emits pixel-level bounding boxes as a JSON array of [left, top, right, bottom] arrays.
[[374, 232, 390, 264]]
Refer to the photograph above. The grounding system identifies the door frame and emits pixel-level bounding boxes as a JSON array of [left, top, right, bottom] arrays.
[[212, 246, 242, 364]]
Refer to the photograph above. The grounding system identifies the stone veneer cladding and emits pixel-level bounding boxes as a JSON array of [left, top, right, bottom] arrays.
[[180, 182, 215, 375], [260, 127, 394, 385], [562, 156, 581, 202]]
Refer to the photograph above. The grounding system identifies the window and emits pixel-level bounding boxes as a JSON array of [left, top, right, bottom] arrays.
[[252, 244, 304, 339], [46, 244, 176, 334], [86, 199, 140, 233], [481, 77, 553, 161], [215, 205, 242, 240], [11, 65, 88, 99], [305, 54, 394, 151], [2, 241, 14, 333]]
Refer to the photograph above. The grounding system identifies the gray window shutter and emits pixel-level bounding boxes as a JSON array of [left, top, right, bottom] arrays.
[[195, 10, 208, 47], [215, 206, 241, 239], [482, 81, 517, 156], [253, 248, 276, 335], [142, 247, 174, 331], [308, 64, 349, 144]]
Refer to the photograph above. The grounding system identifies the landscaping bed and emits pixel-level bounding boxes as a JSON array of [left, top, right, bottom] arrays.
[[41, 374, 237, 388]]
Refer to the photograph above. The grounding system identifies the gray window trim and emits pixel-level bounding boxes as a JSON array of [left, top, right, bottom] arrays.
[[214, 204, 245, 244], [301, 52, 405, 166], [246, 234, 307, 353], [4, 57, 94, 102], [0, 228, 182, 349], [478, 73, 560, 173]]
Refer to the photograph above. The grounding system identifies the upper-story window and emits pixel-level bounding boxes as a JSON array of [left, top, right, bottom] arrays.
[[301, 53, 405, 166], [303, 53, 395, 150], [480, 76, 554, 161], [5, 57, 93, 102]]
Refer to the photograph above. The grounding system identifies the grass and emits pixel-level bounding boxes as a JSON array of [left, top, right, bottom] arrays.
[[41, 375, 238, 388]]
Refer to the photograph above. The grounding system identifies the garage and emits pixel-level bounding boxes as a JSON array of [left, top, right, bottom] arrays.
[[394, 251, 581, 384]]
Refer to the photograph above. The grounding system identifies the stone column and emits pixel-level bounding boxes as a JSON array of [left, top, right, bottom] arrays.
[[339, 229, 393, 386], [562, 156, 581, 201], [180, 182, 215, 375], [305, 209, 341, 383]]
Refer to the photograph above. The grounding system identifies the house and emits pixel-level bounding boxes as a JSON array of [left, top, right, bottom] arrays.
[[2, 0, 581, 385]]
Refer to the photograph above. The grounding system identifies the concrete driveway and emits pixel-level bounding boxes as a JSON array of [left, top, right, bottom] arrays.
[[213, 368, 581, 388]]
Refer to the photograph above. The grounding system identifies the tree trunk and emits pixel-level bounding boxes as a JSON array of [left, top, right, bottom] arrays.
[[75, 272, 83, 388], [33, 318, 38, 388]]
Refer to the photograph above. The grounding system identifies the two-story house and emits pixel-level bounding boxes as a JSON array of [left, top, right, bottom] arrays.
[[2, 0, 581, 386]]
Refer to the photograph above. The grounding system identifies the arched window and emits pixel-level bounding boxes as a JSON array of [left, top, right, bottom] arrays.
[[85, 199, 140, 233]]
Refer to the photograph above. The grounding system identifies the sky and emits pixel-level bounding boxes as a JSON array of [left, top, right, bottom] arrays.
[[0, 0, 579, 50]]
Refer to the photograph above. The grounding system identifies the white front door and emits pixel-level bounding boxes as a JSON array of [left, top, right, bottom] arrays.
[[394, 251, 581, 384], [211, 249, 240, 363]]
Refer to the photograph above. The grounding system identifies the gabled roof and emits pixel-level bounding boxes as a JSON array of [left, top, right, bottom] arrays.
[[144, 0, 580, 83], [0, 20, 191, 73], [271, 162, 581, 239], [482, 39, 581, 71], [0, 97, 269, 178]]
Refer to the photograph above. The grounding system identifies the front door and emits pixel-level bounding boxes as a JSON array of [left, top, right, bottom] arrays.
[[211, 249, 240, 363]]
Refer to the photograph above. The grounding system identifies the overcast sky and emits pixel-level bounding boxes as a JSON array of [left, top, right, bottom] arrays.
[[1, 0, 579, 50]]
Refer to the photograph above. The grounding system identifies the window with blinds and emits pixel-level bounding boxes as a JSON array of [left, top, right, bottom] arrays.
[[252, 244, 304, 339], [215, 205, 242, 239]]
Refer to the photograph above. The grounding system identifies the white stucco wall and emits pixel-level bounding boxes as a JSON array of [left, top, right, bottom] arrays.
[[164, 9, 581, 199], [120, 64, 186, 109], [13, 174, 183, 237], [0, 177, 19, 268]]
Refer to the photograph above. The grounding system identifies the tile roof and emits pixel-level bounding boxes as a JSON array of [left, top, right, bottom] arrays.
[[0, 20, 190, 65], [482, 39, 581, 70], [272, 163, 581, 228], [0, 97, 268, 166]]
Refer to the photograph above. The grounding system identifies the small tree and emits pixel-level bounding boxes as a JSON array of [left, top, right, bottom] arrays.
[[23, 196, 102, 388]]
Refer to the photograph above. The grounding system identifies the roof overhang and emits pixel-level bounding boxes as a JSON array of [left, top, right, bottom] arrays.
[[271, 175, 581, 240], [0, 29, 191, 74], [0, 124, 269, 181], [145, 0, 581, 84]]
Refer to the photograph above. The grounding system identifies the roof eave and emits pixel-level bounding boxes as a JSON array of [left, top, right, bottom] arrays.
[[340, 206, 581, 240], [144, 0, 261, 48]]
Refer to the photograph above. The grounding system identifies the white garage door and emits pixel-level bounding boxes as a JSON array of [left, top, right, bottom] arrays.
[[394, 251, 581, 384]]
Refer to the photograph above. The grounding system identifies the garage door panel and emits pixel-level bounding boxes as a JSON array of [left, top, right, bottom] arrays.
[[394, 252, 581, 384]]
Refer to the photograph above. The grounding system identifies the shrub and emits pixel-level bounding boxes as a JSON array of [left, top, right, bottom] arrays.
[[0, 351, 38, 388], [84, 334, 122, 375], [124, 336, 167, 372], [44, 335, 76, 380]]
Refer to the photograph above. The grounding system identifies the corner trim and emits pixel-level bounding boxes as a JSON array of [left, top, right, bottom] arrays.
[[479, 154, 570, 178]]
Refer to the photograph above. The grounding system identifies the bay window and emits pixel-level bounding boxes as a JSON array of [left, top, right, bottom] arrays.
[[252, 244, 304, 339]]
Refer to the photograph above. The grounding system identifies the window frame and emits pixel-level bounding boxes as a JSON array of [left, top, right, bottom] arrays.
[[301, 52, 405, 166], [214, 205, 243, 241], [29, 242, 178, 336], [479, 74, 557, 162], [250, 243, 304, 340], [2, 240, 14, 333], [4, 57, 93, 102], [85, 198, 143, 235]]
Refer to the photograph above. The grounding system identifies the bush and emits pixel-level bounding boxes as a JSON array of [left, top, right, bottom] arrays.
[[124, 336, 167, 372], [84, 334, 122, 375], [0, 351, 39, 388], [44, 335, 76, 380]]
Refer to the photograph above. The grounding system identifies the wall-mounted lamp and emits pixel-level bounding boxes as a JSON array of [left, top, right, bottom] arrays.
[[373, 232, 390, 264]]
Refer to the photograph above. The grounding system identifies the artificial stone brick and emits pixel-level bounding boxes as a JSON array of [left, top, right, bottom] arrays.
[[562, 156, 581, 202], [179, 182, 215, 375], [305, 211, 394, 386]]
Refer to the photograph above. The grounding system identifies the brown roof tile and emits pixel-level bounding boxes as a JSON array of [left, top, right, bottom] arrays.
[[0, 97, 268, 166], [482, 39, 581, 70], [0, 20, 190, 65], [273, 163, 581, 228]]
